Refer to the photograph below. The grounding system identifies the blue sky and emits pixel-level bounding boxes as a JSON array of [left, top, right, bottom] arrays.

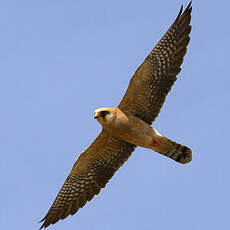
[[1, 0, 230, 229]]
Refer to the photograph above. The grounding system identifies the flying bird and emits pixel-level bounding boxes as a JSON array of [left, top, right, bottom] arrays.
[[40, 2, 192, 229]]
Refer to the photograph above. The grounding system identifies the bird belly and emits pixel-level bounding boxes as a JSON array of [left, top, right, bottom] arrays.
[[109, 114, 157, 148], [121, 124, 156, 148]]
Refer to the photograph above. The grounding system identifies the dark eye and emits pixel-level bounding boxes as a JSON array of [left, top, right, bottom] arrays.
[[100, 111, 110, 118]]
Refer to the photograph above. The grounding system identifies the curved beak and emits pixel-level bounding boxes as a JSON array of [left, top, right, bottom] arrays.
[[94, 112, 100, 119]]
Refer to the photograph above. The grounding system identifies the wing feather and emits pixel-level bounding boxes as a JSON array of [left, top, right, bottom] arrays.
[[40, 3, 192, 228], [39, 131, 135, 229], [118, 2, 192, 124]]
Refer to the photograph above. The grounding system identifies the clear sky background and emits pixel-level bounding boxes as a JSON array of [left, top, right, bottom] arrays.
[[1, 0, 230, 229]]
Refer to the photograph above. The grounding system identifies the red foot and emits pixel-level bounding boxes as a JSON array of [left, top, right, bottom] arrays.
[[152, 138, 161, 146]]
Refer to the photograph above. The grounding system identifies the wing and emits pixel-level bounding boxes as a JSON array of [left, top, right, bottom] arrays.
[[118, 2, 192, 125], [39, 131, 136, 229]]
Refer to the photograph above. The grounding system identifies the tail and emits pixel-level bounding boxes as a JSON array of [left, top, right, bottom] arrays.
[[151, 135, 192, 164]]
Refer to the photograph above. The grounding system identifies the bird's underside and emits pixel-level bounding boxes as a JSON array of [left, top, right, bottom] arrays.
[[40, 2, 192, 229]]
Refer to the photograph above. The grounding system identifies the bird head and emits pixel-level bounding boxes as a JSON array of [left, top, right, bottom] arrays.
[[94, 107, 116, 126]]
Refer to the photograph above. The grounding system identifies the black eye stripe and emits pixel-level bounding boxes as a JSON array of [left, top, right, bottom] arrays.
[[100, 111, 110, 118]]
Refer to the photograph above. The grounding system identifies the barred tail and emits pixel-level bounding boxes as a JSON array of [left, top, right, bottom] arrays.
[[151, 135, 192, 164]]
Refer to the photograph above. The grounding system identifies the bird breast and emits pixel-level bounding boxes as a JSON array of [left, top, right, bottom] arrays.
[[103, 108, 156, 148]]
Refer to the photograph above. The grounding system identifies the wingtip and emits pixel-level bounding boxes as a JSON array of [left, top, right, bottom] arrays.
[[185, 1, 192, 12], [39, 224, 44, 230], [177, 4, 183, 18], [38, 217, 46, 230], [180, 1, 192, 14], [38, 223, 44, 230], [180, 4, 183, 14]]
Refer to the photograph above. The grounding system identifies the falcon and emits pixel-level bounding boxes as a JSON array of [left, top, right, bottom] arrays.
[[40, 2, 192, 228]]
